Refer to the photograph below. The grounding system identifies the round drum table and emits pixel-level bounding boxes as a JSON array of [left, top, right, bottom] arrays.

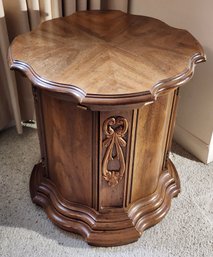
[[9, 10, 205, 246]]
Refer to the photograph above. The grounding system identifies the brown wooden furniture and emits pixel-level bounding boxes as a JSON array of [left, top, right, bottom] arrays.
[[9, 10, 206, 246]]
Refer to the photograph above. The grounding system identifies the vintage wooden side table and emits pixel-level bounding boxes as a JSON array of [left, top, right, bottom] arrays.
[[9, 10, 206, 246]]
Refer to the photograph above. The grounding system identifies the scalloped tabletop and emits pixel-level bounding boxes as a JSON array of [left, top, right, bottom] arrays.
[[9, 10, 206, 105]]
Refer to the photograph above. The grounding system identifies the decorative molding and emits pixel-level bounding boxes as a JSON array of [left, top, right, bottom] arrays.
[[9, 49, 206, 109], [151, 53, 206, 97], [9, 55, 86, 104], [102, 116, 128, 186], [30, 158, 180, 246]]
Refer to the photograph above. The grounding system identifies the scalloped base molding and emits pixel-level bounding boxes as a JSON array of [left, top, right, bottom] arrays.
[[30, 159, 180, 247]]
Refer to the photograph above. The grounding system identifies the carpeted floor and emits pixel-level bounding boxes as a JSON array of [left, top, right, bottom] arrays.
[[0, 127, 212, 257]]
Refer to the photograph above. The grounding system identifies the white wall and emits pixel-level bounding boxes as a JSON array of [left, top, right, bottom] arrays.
[[130, 0, 213, 163]]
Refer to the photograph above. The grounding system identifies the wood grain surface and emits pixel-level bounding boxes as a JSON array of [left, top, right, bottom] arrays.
[[28, 87, 181, 246], [9, 10, 206, 246], [42, 92, 93, 206], [9, 10, 206, 106], [131, 91, 175, 201]]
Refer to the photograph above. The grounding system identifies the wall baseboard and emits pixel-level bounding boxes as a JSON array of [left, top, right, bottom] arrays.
[[207, 135, 213, 163], [173, 124, 213, 164]]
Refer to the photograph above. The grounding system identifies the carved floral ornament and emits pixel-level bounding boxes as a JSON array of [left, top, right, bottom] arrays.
[[102, 116, 128, 186]]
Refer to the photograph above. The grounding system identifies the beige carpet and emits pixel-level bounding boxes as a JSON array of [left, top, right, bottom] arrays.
[[0, 127, 212, 257]]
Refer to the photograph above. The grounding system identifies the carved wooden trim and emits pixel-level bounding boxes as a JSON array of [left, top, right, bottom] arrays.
[[102, 116, 128, 187]]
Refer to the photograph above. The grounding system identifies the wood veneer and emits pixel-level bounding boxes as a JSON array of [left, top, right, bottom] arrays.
[[9, 10, 206, 246], [9, 10, 205, 109]]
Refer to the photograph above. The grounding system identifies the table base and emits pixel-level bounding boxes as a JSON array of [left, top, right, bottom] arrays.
[[30, 158, 180, 246]]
